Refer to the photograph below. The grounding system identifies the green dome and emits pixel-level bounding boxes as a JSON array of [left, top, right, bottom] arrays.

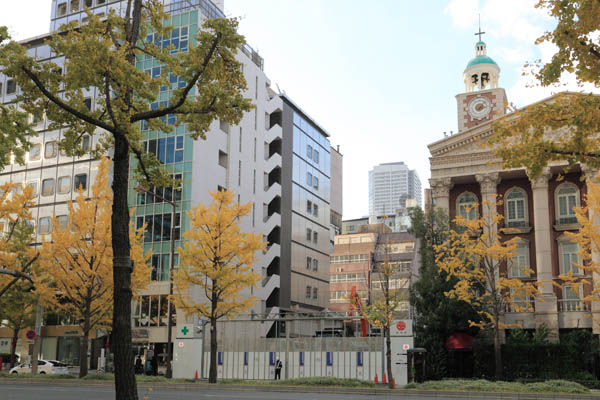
[[466, 55, 498, 69], [476, 40, 486, 46]]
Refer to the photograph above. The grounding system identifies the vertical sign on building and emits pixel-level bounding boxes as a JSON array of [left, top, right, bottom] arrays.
[[217, 351, 223, 379], [243, 351, 248, 379], [299, 351, 304, 377], [357, 351, 364, 378], [269, 352, 275, 379], [326, 351, 333, 376]]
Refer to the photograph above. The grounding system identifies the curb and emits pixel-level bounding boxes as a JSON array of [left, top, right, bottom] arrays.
[[1, 379, 599, 399]]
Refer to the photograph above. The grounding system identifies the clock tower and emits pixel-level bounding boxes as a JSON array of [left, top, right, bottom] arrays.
[[456, 31, 507, 132]]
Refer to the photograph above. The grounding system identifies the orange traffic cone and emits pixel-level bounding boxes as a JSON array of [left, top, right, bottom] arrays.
[[194, 370, 199, 380], [374, 373, 378, 384], [382, 373, 387, 385]]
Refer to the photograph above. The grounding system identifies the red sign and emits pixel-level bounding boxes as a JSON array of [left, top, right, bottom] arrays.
[[25, 330, 36, 341], [403, 344, 410, 350], [396, 321, 406, 332]]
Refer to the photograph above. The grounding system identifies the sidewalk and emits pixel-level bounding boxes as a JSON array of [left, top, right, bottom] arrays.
[[1, 378, 600, 399]]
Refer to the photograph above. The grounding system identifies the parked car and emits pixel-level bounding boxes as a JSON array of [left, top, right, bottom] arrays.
[[9, 359, 69, 374]]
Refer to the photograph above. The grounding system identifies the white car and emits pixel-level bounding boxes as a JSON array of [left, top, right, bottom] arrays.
[[9, 359, 69, 374]]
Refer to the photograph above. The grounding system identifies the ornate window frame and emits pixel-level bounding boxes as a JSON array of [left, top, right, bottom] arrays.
[[456, 191, 479, 220], [555, 182, 580, 226], [505, 187, 528, 228]]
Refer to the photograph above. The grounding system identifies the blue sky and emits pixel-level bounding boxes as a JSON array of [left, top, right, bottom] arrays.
[[1, 0, 582, 219]]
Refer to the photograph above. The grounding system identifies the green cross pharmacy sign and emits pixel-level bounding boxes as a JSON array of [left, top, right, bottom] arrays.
[[176, 324, 195, 339]]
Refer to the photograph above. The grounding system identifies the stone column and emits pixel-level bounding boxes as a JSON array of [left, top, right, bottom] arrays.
[[475, 173, 504, 343], [582, 165, 600, 334], [429, 177, 453, 215], [528, 168, 558, 341]]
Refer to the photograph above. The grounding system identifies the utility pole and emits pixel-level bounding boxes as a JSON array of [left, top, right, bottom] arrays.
[[135, 185, 178, 378]]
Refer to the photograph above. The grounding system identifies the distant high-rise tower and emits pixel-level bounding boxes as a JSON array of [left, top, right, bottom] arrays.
[[368, 162, 422, 216]]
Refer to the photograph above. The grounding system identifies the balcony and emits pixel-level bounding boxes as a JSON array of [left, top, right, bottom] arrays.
[[558, 299, 590, 312], [504, 301, 535, 313]]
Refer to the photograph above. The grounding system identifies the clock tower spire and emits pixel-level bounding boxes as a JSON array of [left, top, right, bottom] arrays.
[[455, 20, 507, 132]]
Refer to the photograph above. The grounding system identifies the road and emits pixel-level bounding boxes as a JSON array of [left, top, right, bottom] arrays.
[[0, 383, 472, 400], [4, 383, 595, 400]]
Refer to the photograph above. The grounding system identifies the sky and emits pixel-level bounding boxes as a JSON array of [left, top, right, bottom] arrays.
[[0, 0, 589, 219]]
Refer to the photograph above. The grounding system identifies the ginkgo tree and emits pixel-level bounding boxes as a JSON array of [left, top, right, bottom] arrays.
[[489, 0, 600, 176], [36, 157, 151, 378], [0, 1, 252, 395], [0, 183, 38, 298], [435, 199, 540, 379], [172, 190, 265, 383]]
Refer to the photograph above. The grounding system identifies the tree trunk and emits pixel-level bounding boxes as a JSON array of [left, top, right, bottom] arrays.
[[10, 327, 18, 369], [209, 316, 218, 383], [111, 133, 137, 399], [385, 324, 394, 389], [79, 332, 89, 378], [494, 324, 502, 380]]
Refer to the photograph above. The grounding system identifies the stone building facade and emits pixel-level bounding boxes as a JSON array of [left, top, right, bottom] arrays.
[[428, 38, 597, 340]]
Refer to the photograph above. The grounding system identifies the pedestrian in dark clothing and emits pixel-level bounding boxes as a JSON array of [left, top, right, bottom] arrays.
[[275, 359, 282, 380], [134, 356, 143, 374]]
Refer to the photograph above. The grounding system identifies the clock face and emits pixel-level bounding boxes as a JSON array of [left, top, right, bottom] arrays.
[[467, 97, 492, 120]]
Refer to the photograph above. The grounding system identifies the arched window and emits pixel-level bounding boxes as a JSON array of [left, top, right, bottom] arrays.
[[505, 187, 528, 228], [555, 183, 579, 225], [456, 192, 478, 220]]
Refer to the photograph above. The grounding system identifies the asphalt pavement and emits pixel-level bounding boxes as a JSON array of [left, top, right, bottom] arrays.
[[2, 382, 600, 400]]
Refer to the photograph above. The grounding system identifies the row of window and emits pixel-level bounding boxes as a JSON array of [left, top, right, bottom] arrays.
[[150, 253, 179, 282], [306, 256, 319, 272], [456, 183, 580, 226], [18, 174, 88, 199], [305, 286, 319, 300], [142, 136, 184, 164], [371, 278, 407, 290], [306, 228, 318, 244], [132, 294, 176, 327], [331, 254, 369, 264], [136, 213, 181, 243], [57, 0, 106, 16], [330, 273, 366, 283], [27, 137, 91, 162], [137, 173, 183, 205], [306, 144, 320, 164], [306, 200, 318, 217], [330, 290, 367, 303], [306, 172, 319, 190], [507, 240, 581, 278], [0, 79, 16, 97]]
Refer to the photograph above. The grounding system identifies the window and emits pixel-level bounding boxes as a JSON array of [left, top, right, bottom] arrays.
[[307, 144, 313, 160], [71, 0, 80, 12], [313, 287, 318, 299], [306, 257, 312, 270], [505, 188, 527, 227], [556, 183, 579, 225], [312, 258, 318, 271], [6, 79, 16, 95], [42, 179, 55, 196], [74, 174, 87, 190], [57, 176, 71, 194], [509, 243, 530, 278], [563, 285, 582, 311], [306, 286, 312, 299], [457, 192, 478, 220], [83, 98, 92, 110], [81, 135, 90, 151], [306, 228, 312, 241], [313, 231, 318, 244], [57, 215, 68, 230], [144, 135, 184, 164], [560, 241, 581, 275], [219, 120, 230, 134], [29, 144, 41, 161], [45, 141, 58, 159], [58, 3, 67, 16], [313, 204, 318, 217], [39, 217, 52, 234], [306, 200, 312, 214], [313, 149, 319, 164], [306, 172, 312, 186], [27, 181, 38, 196], [313, 176, 319, 190], [84, 0, 93, 8]]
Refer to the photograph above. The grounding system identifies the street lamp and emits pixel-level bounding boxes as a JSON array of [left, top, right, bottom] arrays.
[[134, 184, 178, 379]]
